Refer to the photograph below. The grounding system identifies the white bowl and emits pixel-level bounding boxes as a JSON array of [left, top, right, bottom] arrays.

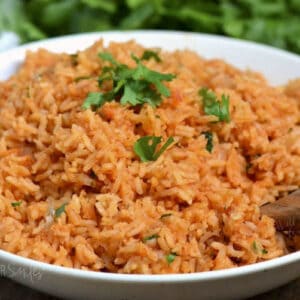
[[0, 31, 299, 300], [0, 32, 20, 52]]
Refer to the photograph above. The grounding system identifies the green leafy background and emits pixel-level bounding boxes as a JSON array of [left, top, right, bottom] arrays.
[[1, 0, 300, 54]]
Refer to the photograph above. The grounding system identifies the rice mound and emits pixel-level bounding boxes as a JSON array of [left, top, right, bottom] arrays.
[[0, 40, 299, 274]]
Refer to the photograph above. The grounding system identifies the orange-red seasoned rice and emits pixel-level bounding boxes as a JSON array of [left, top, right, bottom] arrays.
[[0, 40, 299, 274]]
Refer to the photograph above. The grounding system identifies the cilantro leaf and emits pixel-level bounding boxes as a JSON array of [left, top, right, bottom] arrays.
[[160, 213, 172, 220], [82, 91, 116, 110], [55, 203, 67, 218], [82, 92, 106, 110], [252, 241, 258, 253], [252, 241, 268, 255], [199, 88, 230, 122], [131, 53, 175, 97], [98, 52, 118, 65], [143, 234, 159, 242], [11, 201, 22, 207], [201, 131, 213, 153], [166, 252, 178, 264], [74, 75, 93, 82], [220, 95, 230, 121], [120, 80, 162, 107], [140, 50, 162, 62], [121, 82, 142, 106], [82, 52, 175, 110], [134, 136, 174, 162]]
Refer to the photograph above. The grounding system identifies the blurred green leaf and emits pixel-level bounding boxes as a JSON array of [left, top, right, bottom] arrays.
[[223, 19, 244, 37], [126, 0, 148, 10], [250, 1, 287, 17], [167, 8, 221, 32], [220, 1, 243, 19], [70, 9, 112, 32], [81, 0, 117, 13], [0, 0, 46, 42], [18, 21, 47, 42], [120, 3, 156, 29], [289, 0, 300, 12], [242, 19, 287, 49], [0, 0, 20, 30], [41, 0, 79, 28], [1, 0, 300, 55]]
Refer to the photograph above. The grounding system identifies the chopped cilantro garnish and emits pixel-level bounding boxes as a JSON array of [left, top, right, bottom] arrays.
[[140, 50, 162, 62], [82, 92, 114, 111], [252, 241, 268, 255], [201, 131, 213, 153], [82, 52, 175, 110], [134, 136, 174, 162], [143, 234, 159, 242], [160, 213, 172, 219], [252, 241, 258, 253], [55, 203, 67, 218], [246, 162, 252, 173], [11, 201, 22, 207], [199, 88, 230, 122], [98, 52, 118, 64], [166, 252, 178, 264], [74, 75, 93, 82]]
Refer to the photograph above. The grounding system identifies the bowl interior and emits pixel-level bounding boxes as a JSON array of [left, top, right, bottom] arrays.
[[0, 30, 299, 282]]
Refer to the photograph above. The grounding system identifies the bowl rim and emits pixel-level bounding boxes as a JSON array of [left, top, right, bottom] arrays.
[[0, 30, 299, 283], [1, 29, 300, 61], [1, 250, 299, 283]]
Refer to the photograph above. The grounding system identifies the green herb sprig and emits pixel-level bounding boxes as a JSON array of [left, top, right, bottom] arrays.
[[166, 252, 178, 264], [134, 136, 174, 162], [160, 213, 172, 220], [143, 234, 159, 242], [55, 203, 67, 218], [82, 51, 175, 110], [252, 241, 268, 255], [140, 50, 162, 62], [199, 88, 230, 122], [201, 131, 213, 153]]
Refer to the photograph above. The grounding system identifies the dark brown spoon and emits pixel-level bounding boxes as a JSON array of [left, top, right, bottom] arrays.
[[260, 190, 300, 234]]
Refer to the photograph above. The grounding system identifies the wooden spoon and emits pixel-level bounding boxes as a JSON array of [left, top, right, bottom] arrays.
[[260, 190, 300, 234]]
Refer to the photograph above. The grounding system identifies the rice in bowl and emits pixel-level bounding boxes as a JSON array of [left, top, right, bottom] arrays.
[[0, 39, 299, 274]]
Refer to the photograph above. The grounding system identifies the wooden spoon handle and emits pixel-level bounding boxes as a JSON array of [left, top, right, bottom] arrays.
[[273, 215, 300, 232], [260, 190, 300, 234]]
